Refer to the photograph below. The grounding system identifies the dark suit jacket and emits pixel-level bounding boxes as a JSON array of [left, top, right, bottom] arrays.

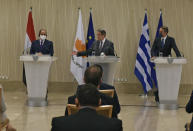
[[77, 39, 115, 56], [100, 83, 121, 117], [186, 91, 193, 131], [30, 39, 54, 56], [151, 36, 181, 57], [52, 108, 122, 131]]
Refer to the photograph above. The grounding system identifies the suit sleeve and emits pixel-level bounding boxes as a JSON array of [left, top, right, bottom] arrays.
[[64, 106, 68, 116], [117, 120, 123, 131], [111, 119, 123, 131], [113, 90, 121, 115], [77, 50, 89, 56], [171, 38, 181, 57], [51, 118, 57, 131], [186, 91, 193, 113], [49, 41, 54, 56], [109, 42, 115, 56], [30, 42, 35, 55], [103, 95, 118, 118], [77, 41, 96, 56], [151, 39, 157, 57]]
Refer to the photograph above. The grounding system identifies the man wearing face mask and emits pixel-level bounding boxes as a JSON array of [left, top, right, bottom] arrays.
[[151, 26, 181, 57], [30, 29, 54, 56], [72, 29, 115, 56]]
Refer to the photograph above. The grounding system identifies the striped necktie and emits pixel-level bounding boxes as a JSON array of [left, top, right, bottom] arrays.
[[161, 39, 164, 48], [40, 40, 43, 47], [99, 41, 103, 50]]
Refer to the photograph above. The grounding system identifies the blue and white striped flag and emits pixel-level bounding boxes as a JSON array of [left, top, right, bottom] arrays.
[[134, 11, 154, 93]]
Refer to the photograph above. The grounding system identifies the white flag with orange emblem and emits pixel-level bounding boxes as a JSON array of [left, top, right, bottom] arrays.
[[70, 9, 86, 85]]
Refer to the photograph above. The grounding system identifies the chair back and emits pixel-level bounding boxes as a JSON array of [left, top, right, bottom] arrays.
[[99, 89, 114, 98], [67, 104, 113, 118]]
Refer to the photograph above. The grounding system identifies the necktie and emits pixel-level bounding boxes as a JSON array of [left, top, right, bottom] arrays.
[[99, 41, 103, 50], [40, 40, 43, 47], [161, 39, 164, 48]]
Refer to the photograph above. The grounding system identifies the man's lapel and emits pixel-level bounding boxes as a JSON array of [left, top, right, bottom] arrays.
[[164, 36, 169, 48], [101, 39, 107, 51], [157, 38, 161, 49]]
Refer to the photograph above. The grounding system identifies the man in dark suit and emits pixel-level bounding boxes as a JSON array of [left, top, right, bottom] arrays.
[[52, 84, 123, 131], [151, 26, 181, 103], [95, 64, 120, 117], [65, 64, 121, 118], [186, 91, 193, 131], [73, 29, 115, 56], [30, 29, 54, 56], [151, 26, 181, 57]]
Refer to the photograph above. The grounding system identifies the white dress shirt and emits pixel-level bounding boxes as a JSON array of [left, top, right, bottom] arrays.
[[161, 35, 167, 46], [100, 38, 106, 49]]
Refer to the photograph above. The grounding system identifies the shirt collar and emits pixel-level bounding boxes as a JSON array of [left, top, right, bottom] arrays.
[[102, 38, 106, 44], [161, 35, 167, 41], [40, 39, 45, 44]]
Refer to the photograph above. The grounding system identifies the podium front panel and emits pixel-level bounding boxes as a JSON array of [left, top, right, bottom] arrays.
[[20, 55, 57, 107], [86, 56, 120, 85], [152, 57, 186, 110]]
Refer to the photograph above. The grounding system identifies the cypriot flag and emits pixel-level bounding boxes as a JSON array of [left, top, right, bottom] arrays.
[[70, 9, 86, 85]]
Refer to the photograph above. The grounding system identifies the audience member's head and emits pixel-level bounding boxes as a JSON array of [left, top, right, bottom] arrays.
[[84, 65, 102, 86], [93, 64, 103, 78], [75, 84, 101, 107]]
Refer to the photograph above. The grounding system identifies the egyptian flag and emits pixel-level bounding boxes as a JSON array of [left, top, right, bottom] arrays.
[[23, 8, 36, 86]]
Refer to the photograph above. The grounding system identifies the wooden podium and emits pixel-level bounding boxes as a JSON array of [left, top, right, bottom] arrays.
[[86, 56, 120, 85], [152, 57, 187, 109], [20, 55, 57, 107]]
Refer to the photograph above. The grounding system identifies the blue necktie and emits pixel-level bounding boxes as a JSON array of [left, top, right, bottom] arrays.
[[161, 39, 164, 48], [40, 41, 43, 48]]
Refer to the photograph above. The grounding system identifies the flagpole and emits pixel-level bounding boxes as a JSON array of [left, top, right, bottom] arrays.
[[160, 9, 162, 14], [145, 8, 147, 13], [30, 6, 32, 11]]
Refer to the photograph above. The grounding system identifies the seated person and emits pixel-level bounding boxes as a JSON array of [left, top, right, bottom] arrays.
[[95, 64, 120, 115], [52, 84, 122, 131], [0, 84, 16, 131], [186, 90, 193, 131], [65, 65, 120, 118]]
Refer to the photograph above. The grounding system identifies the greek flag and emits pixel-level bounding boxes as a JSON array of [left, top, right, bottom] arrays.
[[134, 12, 154, 93]]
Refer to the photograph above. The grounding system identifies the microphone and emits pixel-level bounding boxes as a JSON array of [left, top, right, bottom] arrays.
[[109, 46, 118, 57], [180, 51, 184, 57], [113, 48, 119, 57], [23, 47, 31, 55]]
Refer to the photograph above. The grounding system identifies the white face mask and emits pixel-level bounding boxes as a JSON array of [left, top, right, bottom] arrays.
[[40, 35, 46, 40]]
